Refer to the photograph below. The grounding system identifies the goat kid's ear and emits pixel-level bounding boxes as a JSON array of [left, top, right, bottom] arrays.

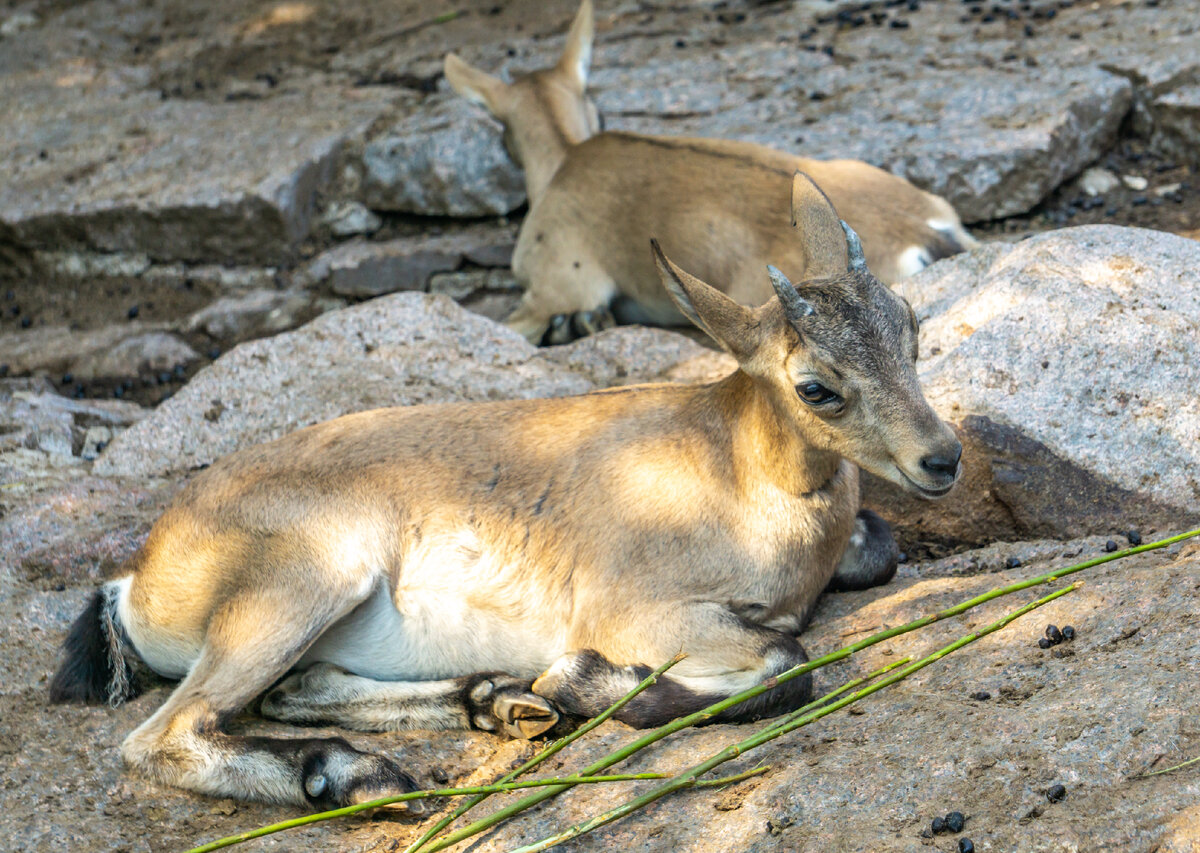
[[790, 171, 850, 279], [444, 53, 510, 115], [556, 0, 594, 94], [650, 239, 760, 358]]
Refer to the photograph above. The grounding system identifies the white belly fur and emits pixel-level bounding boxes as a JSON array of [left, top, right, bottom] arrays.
[[301, 529, 566, 682]]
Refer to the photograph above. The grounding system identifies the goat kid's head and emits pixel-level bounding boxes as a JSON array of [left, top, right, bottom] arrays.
[[443, 0, 602, 166], [650, 172, 962, 499]]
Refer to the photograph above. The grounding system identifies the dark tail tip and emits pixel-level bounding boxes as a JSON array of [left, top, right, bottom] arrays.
[[49, 589, 136, 705]]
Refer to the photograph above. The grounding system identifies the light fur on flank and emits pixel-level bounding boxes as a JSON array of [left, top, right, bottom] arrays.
[[443, 0, 979, 343], [49, 175, 962, 809]]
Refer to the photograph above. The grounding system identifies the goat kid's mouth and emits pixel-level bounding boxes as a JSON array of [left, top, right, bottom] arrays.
[[896, 465, 959, 500]]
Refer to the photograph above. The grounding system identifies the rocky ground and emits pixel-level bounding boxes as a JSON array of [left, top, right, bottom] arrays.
[[1, 0, 1198, 851]]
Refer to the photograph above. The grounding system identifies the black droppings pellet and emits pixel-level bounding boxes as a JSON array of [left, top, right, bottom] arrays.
[[959, 839, 975, 853], [889, 18, 910, 27], [1006, 556, 1022, 568], [1038, 637, 1052, 649], [1131, 196, 1148, 206], [945, 811, 965, 833], [932, 816, 947, 834], [1061, 625, 1075, 641], [1047, 783, 1066, 802], [1104, 540, 1119, 552], [1126, 529, 1142, 545], [1045, 624, 1062, 643], [674, 38, 686, 48], [127, 304, 140, 319], [970, 690, 992, 700]]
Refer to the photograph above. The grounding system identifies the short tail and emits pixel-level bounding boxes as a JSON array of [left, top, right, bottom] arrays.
[[49, 585, 138, 706]]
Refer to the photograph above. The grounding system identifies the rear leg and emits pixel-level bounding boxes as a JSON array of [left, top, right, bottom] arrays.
[[262, 663, 558, 739], [826, 509, 900, 592], [120, 587, 420, 810]]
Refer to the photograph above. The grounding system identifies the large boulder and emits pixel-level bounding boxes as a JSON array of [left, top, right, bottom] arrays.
[[0, 69, 388, 264], [866, 225, 1200, 546], [357, 96, 526, 217], [93, 296, 718, 480]]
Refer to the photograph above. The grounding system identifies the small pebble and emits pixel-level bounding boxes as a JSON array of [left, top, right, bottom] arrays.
[[959, 839, 975, 853], [1037, 637, 1052, 649], [932, 815, 947, 834], [1104, 540, 1118, 552], [945, 811, 965, 833], [1047, 783, 1066, 802], [1045, 624, 1062, 644], [1061, 625, 1075, 641], [970, 690, 991, 701], [1126, 529, 1142, 545], [1005, 556, 1021, 568]]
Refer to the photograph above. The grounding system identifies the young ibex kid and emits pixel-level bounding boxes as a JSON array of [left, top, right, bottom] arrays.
[[445, 0, 978, 344], [50, 174, 962, 810]]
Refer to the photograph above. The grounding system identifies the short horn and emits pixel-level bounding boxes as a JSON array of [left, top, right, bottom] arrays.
[[767, 265, 814, 323], [841, 220, 868, 273]]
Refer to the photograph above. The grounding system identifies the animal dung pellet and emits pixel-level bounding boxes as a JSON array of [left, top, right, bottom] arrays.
[[1045, 624, 1063, 644], [1006, 556, 1022, 568], [959, 838, 976, 853], [945, 811, 965, 833], [1104, 540, 1119, 552], [932, 816, 947, 834], [1061, 625, 1076, 641], [1047, 783, 1067, 802], [1126, 529, 1142, 545], [1038, 637, 1053, 649]]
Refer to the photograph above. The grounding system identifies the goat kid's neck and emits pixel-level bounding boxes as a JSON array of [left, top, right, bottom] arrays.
[[515, 105, 590, 207], [700, 371, 843, 499]]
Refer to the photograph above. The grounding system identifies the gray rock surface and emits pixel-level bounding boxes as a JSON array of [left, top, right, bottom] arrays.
[[0, 322, 182, 378], [298, 222, 517, 297], [867, 225, 1200, 544], [185, 288, 325, 343], [0, 70, 388, 263], [358, 96, 526, 217]]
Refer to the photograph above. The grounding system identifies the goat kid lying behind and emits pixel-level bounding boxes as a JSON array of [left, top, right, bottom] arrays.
[[445, 0, 978, 344], [49, 174, 961, 810]]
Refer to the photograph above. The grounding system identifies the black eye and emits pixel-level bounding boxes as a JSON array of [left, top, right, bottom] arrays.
[[796, 381, 840, 406]]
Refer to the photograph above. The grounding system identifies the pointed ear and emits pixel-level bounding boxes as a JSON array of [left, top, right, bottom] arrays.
[[444, 53, 510, 115], [650, 240, 760, 358], [791, 171, 849, 279], [556, 0, 594, 94]]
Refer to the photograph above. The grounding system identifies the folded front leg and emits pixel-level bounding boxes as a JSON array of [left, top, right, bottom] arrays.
[[532, 604, 812, 728]]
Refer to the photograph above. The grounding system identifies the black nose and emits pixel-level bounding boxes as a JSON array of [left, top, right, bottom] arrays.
[[920, 442, 963, 479]]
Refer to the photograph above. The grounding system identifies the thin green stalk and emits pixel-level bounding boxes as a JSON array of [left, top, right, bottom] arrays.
[[757, 657, 911, 737], [513, 583, 1080, 852], [404, 654, 685, 853], [424, 528, 1198, 853], [184, 768, 754, 853], [1134, 753, 1200, 778]]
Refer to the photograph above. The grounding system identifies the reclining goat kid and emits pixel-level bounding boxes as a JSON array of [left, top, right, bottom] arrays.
[[445, 0, 978, 344], [50, 174, 962, 810]]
